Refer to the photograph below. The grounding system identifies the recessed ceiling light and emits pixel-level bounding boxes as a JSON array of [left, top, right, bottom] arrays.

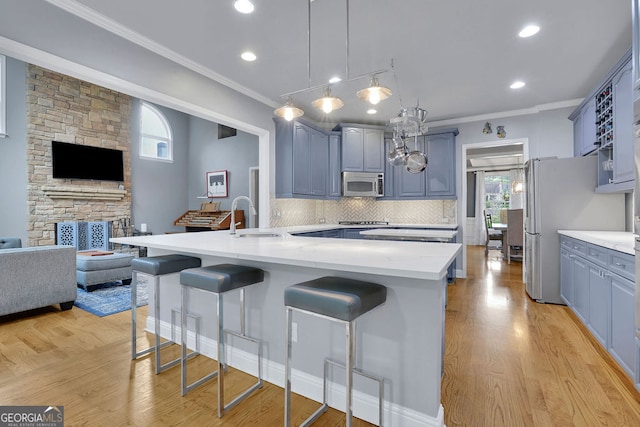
[[518, 25, 540, 38], [234, 0, 254, 14], [367, 109, 377, 115], [241, 51, 257, 62], [510, 81, 526, 89], [329, 76, 342, 84]]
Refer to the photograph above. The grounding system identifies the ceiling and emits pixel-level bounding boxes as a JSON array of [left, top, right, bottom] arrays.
[[2, 0, 634, 128], [467, 143, 524, 172]]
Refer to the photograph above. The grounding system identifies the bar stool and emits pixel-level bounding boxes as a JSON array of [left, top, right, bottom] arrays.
[[131, 254, 202, 375], [284, 276, 387, 427], [179, 263, 264, 418]]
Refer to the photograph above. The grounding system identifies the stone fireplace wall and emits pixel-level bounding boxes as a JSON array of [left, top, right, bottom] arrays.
[[26, 65, 132, 246]]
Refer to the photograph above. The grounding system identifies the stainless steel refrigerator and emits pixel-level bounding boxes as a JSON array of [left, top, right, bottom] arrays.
[[524, 156, 625, 304]]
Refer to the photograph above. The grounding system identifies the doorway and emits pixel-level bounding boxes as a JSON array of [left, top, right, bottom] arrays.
[[460, 138, 528, 277]]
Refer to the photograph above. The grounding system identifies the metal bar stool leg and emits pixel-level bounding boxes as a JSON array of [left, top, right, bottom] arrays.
[[284, 306, 292, 427], [217, 292, 225, 418], [346, 320, 355, 427]]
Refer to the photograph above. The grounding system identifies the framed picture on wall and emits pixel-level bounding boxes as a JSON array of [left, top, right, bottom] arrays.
[[206, 170, 228, 198]]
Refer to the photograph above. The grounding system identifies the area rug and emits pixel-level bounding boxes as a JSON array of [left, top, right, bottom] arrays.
[[74, 280, 148, 317]]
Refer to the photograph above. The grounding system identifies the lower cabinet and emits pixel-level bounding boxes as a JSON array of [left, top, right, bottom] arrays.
[[610, 275, 635, 377], [559, 235, 636, 380]]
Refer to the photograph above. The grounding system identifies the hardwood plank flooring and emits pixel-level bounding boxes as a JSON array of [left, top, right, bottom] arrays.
[[442, 246, 640, 426], [1, 245, 639, 425]]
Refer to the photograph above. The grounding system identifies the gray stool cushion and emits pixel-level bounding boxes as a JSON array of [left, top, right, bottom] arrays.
[[180, 264, 264, 294], [131, 254, 201, 276], [284, 277, 387, 322]]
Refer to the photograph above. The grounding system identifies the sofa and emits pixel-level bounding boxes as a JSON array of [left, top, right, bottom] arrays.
[[0, 244, 77, 316]]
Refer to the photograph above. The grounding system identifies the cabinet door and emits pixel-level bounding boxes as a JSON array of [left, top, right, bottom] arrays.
[[572, 256, 590, 323], [612, 61, 634, 183], [292, 123, 311, 195], [395, 136, 426, 197], [633, 0, 640, 92], [588, 264, 609, 347], [581, 98, 598, 155], [426, 133, 456, 197], [341, 128, 364, 171], [610, 274, 635, 378], [560, 249, 574, 306], [573, 113, 584, 157], [328, 134, 342, 197], [309, 129, 328, 196], [363, 128, 384, 172]]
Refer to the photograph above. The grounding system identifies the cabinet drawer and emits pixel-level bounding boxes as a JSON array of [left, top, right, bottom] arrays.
[[586, 244, 609, 268], [560, 236, 577, 251], [563, 237, 588, 256], [609, 251, 635, 281]]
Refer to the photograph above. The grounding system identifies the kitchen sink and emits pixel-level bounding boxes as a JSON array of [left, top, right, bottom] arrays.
[[234, 232, 284, 238]]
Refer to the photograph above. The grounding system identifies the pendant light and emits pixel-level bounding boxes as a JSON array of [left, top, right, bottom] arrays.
[[357, 75, 392, 105], [511, 155, 523, 193], [274, 97, 304, 121], [312, 86, 344, 114]]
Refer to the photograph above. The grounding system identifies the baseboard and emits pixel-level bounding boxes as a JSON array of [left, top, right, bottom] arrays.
[[147, 317, 445, 426]]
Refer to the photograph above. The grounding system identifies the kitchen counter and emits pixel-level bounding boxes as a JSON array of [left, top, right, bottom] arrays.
[[111, 227, 461, 425], [557, 230, 634, 255]]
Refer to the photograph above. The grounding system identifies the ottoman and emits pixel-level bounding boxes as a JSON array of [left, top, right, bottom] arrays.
[[76, 252, 134, 291]]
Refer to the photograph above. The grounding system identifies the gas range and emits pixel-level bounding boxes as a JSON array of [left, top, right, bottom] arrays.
[[338, 220, 389, 225]]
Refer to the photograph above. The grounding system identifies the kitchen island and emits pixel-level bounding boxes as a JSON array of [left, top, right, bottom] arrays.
[[111, 226, 461, 426]]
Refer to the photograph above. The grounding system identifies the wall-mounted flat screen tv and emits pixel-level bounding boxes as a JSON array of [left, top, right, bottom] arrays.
[[52, 141, 124, 182]]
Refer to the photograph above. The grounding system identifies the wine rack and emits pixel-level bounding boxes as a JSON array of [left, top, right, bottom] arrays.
[[595, 83, 613, 146]]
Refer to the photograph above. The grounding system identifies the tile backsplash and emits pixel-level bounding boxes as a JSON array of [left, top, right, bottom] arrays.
[[270, 198, 456, 227]]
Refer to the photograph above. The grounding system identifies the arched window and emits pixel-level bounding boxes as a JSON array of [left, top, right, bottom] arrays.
[[140, 101, 172, 161]]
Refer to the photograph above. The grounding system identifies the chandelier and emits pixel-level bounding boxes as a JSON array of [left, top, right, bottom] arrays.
[[273, 0, 392, 120]]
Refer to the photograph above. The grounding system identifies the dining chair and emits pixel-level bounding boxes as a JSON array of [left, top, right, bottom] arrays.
[[484, 210, 503, 256], [506, 209, 523, 263]]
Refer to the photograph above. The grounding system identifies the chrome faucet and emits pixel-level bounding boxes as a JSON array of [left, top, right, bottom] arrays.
[[230, 196, 256, 235]]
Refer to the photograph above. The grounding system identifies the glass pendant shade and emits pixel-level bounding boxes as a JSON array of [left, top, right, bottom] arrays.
[[511, 180, 523, 193], [312, 87, 344, 114], [357, 76, 392, 105], [274, 98, 304, 121]]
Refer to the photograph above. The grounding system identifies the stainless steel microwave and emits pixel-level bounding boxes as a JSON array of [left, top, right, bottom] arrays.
[[342, 172, 384, 197]]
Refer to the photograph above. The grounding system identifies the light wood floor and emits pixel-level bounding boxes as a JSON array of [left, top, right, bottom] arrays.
[[1, 245, 640, 426]]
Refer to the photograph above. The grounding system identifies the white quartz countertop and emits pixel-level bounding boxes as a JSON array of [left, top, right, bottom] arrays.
[[557, 230, 635, 255], [111, 226, 462, 281], [288, 223, 458, 233], [359, 229, 458, 240]]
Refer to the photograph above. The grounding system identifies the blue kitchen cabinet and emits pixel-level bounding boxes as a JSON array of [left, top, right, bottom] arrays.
[[587, 262, 610, 348], [610, 273, 635, 378], [571, 98, 597, 157], [328, 133, 342, 198], [572, 256, 590, 323], [560, 246, 574, 305], [425, 130, 457, 199], [559, 234, 636, 381], [339, 125, 385, 172], [384, 129, 458, 200], [275, 118, 329, 199], [384, 136, 426, 199], [612, 59, 634, 184]]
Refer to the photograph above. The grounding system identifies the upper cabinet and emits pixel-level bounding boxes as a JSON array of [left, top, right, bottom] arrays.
[[569, 48, 633, 193], [339, 125, 385, 172], [425, 131, 457, 198], [384, 128, 458, 200], [275, 118, 330, 199], [572, 98, 598, 157]]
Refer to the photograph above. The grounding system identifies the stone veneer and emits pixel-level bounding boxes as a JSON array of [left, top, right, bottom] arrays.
[[269, 198, 457, 228], [26, 65, 132, 246]]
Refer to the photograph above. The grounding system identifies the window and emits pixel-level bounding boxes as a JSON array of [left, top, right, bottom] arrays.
[[0, 55, 6, 138], [485, 172, 510, 224], [140, 101, 172, 161]]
